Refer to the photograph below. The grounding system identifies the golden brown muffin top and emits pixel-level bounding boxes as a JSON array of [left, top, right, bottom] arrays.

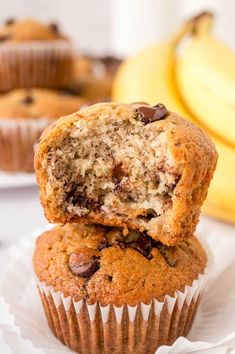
[[33, 224, 207, 306], [0, 18, 68, 42], [0, 89, 87, 119]]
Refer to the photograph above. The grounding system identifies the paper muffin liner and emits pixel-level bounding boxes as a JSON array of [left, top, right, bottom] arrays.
[[0, 41, 74, 91], [36, 237, 213, 354], [0, 117, 54, 172]]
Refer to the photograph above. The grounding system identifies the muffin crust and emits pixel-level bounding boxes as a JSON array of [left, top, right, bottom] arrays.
[[33, 224, 207, 306]]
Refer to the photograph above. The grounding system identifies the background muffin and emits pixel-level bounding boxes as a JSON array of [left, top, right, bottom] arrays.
[[33, 223, 208, 354], [0, 18, 74, 91], [0, 88, 86, 172], [71, 55, 121, 102]]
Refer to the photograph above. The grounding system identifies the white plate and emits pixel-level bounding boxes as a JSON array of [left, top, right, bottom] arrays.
[[0, 171, 36, 189]]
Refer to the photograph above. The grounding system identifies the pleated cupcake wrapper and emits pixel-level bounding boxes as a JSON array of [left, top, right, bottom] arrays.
[[36, 237, 213, 354], [0, 117, 54, 172], [0, 41, 74, 91]]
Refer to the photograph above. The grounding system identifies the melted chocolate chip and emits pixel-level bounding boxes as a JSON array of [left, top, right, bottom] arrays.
[[21, 95, 34, 105], [136, 103, 169, 125], [127, 233, 152, 258], [49, 22, 59, 34], [5, 18, 15, 25], [0, 34, 11, 42], [67, 187, 99, 210], [112, 163, 125, 185], [69, 252, 100, 278], [152, 241, 177, 267], [107, 275, 113, 282], [104, 229, 177, 266]]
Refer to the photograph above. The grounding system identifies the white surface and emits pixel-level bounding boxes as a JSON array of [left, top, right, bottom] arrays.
[[0, 172, 36, 189], [0, 221, 235, 353]]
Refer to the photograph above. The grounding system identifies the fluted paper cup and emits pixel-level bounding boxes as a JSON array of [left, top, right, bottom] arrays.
[[0, 41, 73, 91], [36, 238, 212, 354], [0, 117, 55, 172]]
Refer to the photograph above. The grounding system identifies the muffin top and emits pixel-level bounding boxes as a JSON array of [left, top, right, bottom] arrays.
[[0, 89, 87, 119], [0, 18, 67, 42], [33, 224, 207, 306]]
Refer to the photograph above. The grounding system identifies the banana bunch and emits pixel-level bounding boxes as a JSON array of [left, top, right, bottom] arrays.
[[112, 12, 235, 224]]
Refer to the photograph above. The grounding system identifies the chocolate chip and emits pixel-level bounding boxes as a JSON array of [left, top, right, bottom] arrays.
[[67, 187, 99, 210], [21, 95, 34, 105], [0, 34, 11, 42], [49, 22, 59, 34], [127, 233, 152, 258], [136, 103, 169, 125], [5, 18, 15, 25], [144, 209, 158, 220], [112, 163, 125, 185], [107, 275, 113, 282], [69, 250, 100, 278], [152, 241, 177, 267]]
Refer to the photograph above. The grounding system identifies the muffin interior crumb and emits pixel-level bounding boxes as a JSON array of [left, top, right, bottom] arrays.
[[45, 111, 180, 226]]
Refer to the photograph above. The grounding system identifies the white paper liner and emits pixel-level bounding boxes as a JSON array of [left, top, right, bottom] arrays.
[[33, 233, 213, 353], [0, 117, 55, 172], [0, 41, 74, 91]]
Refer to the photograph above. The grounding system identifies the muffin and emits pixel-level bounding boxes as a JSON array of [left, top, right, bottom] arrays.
[[35, 102, 217, 245], [0, 18, 74, 91], [72, 56, 111, 102], [33, 223, 208, 354], [0, 88, 87, 172]]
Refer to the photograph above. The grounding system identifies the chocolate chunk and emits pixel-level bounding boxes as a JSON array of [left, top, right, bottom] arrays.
[[67, 186, 99, 210], [136, 103, 169, 125], [144, 209, 158, 220], [49, 22, 59, 34], [21, 95, 34, 105], [127, 233, 152, 258], [112, 163, 125, 185], [107, 275, 113, 282], [69, 250, 100, 278], [0, 34, 11, 42], [5, 18, 15, 25], [152, 241, 177, 267]]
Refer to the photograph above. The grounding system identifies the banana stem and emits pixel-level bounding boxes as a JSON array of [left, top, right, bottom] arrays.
[[189, 11, 214, 36]]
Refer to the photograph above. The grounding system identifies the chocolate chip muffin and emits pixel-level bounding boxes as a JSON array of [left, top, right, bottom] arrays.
[[33, 223, 208, 354], [0, 18, 74, 91], [0, 88, 87, 172], [35, 102, 217, 245]]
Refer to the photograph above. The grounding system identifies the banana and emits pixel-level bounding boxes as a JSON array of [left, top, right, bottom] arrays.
[[176, 12, 235, 149], [112, 25, 191, 118], [203, 137, 235, 223], [112, 13, 235, 224]]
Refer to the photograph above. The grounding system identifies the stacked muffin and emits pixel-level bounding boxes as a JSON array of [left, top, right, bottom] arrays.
[[33, 102, 217, 353], [0, 18, 87, 172]]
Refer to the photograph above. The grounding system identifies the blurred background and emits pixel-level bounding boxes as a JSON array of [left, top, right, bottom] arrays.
[[0, 0, 234, 56]]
